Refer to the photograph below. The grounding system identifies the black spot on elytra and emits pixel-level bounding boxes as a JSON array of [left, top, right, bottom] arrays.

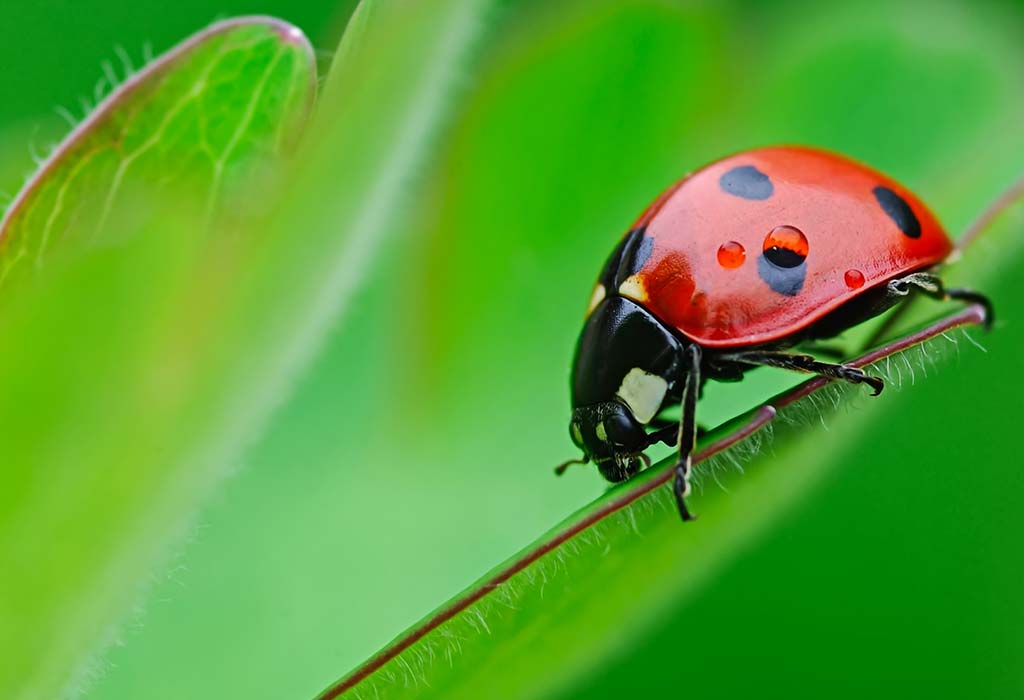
[[763, 246, 805, 269], [758, 255, 806, 296], [719, 165, 773, 200], [873, 185, 921, 239]]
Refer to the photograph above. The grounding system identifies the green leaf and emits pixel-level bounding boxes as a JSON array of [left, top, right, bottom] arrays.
[[316, 305, 993, 700], [0, 1, 500, 695], [0, 16, 321, 699], [0, 16, 314, 285]]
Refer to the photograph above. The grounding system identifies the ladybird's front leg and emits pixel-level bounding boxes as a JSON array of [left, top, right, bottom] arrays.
[[673, 344, 702, 522]]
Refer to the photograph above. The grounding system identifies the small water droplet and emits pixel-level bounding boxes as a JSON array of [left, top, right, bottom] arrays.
[[717, 241, 746, 269], [844, 269, 865, 289]]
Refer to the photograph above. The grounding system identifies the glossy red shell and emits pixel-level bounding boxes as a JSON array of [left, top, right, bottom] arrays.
[[616, 146, 953, 347]]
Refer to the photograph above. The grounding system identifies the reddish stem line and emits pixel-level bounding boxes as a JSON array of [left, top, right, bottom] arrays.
[[954, 170, 1024, 256], [315, 303, 985, 700]]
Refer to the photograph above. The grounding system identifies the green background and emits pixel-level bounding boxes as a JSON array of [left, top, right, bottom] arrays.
[[3, 1, 1024, 698]]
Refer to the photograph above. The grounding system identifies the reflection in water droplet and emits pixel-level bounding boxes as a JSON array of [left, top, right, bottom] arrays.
[[762, 225, 809, 268], [717, 241, 746, 269], [844, 269, 865, 289]]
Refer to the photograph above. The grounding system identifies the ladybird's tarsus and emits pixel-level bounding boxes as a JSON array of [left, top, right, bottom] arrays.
[[673, 463, 697, 522], [838, 365, 884, 396], [863, 375, 885, 396]]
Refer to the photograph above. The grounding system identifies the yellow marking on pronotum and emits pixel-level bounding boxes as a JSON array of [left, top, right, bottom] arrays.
[[618, 274, 648, 303]]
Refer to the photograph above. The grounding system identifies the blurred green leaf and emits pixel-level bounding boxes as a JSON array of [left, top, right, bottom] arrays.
[[0, 0, 498, 697], [0, 17, 314, 286], [0, 17, 317, 699]]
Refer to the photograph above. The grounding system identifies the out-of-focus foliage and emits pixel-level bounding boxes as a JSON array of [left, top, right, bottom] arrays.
[[0, 2, 493, 697], [0, 19, 314, 285], [0, 18, 317, 699], [0, 1, 1022, 699]]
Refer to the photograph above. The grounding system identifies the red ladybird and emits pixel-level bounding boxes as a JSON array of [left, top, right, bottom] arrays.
[[561, 146, 991, 521]]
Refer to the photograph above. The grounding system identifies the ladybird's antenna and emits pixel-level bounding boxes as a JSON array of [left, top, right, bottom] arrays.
[[554, 457, 588, 476], [954, 170, 1024, 256]]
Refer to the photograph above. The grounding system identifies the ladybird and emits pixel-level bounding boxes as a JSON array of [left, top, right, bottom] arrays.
[[559, 146, 992, 521]]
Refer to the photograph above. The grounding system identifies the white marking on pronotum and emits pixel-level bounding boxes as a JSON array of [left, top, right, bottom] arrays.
[[595, 422, 608, 442], [586, 283, 606, 314], [616, 367, 668, 424], [618, 274, 648, 302]]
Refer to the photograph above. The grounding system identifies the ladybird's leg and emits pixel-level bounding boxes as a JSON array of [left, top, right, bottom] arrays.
[[720, 351, 885, 396], [644, 419, 710, 449], [886, 272, 995, 330], [645, 422, 679, 448], [673, 344, 702, 522], [795, 342, 848, 362]]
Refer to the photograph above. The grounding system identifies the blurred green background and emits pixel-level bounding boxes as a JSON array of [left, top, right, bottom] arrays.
[[3, 0, 1024, 698]]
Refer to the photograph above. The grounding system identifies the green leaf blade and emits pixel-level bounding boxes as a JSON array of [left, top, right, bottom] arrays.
[[0, 17, 315, 283], [322, 308, 989, 700], [0, 16, 316, 700]]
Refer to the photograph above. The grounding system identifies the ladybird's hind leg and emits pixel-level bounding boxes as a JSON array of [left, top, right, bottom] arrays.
[[718, 351, 885, 396], [863, 273, 994, 349], [887, 272, 995, 329], [672, 344, 702, 522]]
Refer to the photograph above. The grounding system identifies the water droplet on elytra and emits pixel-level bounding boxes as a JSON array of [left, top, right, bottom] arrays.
[[845, 269, 865, 289], [762, 225, 808, 268], [717, 241, 746, 269]]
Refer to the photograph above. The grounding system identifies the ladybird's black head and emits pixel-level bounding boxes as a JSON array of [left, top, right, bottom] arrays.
[[570, 400, 648, 482], [567, 295, 686, 482]]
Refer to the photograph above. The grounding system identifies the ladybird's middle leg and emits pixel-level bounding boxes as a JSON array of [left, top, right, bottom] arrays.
[[673, 344, 702, 522], [719, 351, 885, 396]]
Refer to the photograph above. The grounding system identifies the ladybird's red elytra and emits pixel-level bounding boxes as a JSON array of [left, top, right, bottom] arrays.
[[562, 145, 993, 523], [624, 146, 952, 347]]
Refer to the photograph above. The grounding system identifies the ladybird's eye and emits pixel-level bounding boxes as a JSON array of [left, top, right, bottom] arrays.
[[602, 413, 634, 444], [763, 225, 808, 268]]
